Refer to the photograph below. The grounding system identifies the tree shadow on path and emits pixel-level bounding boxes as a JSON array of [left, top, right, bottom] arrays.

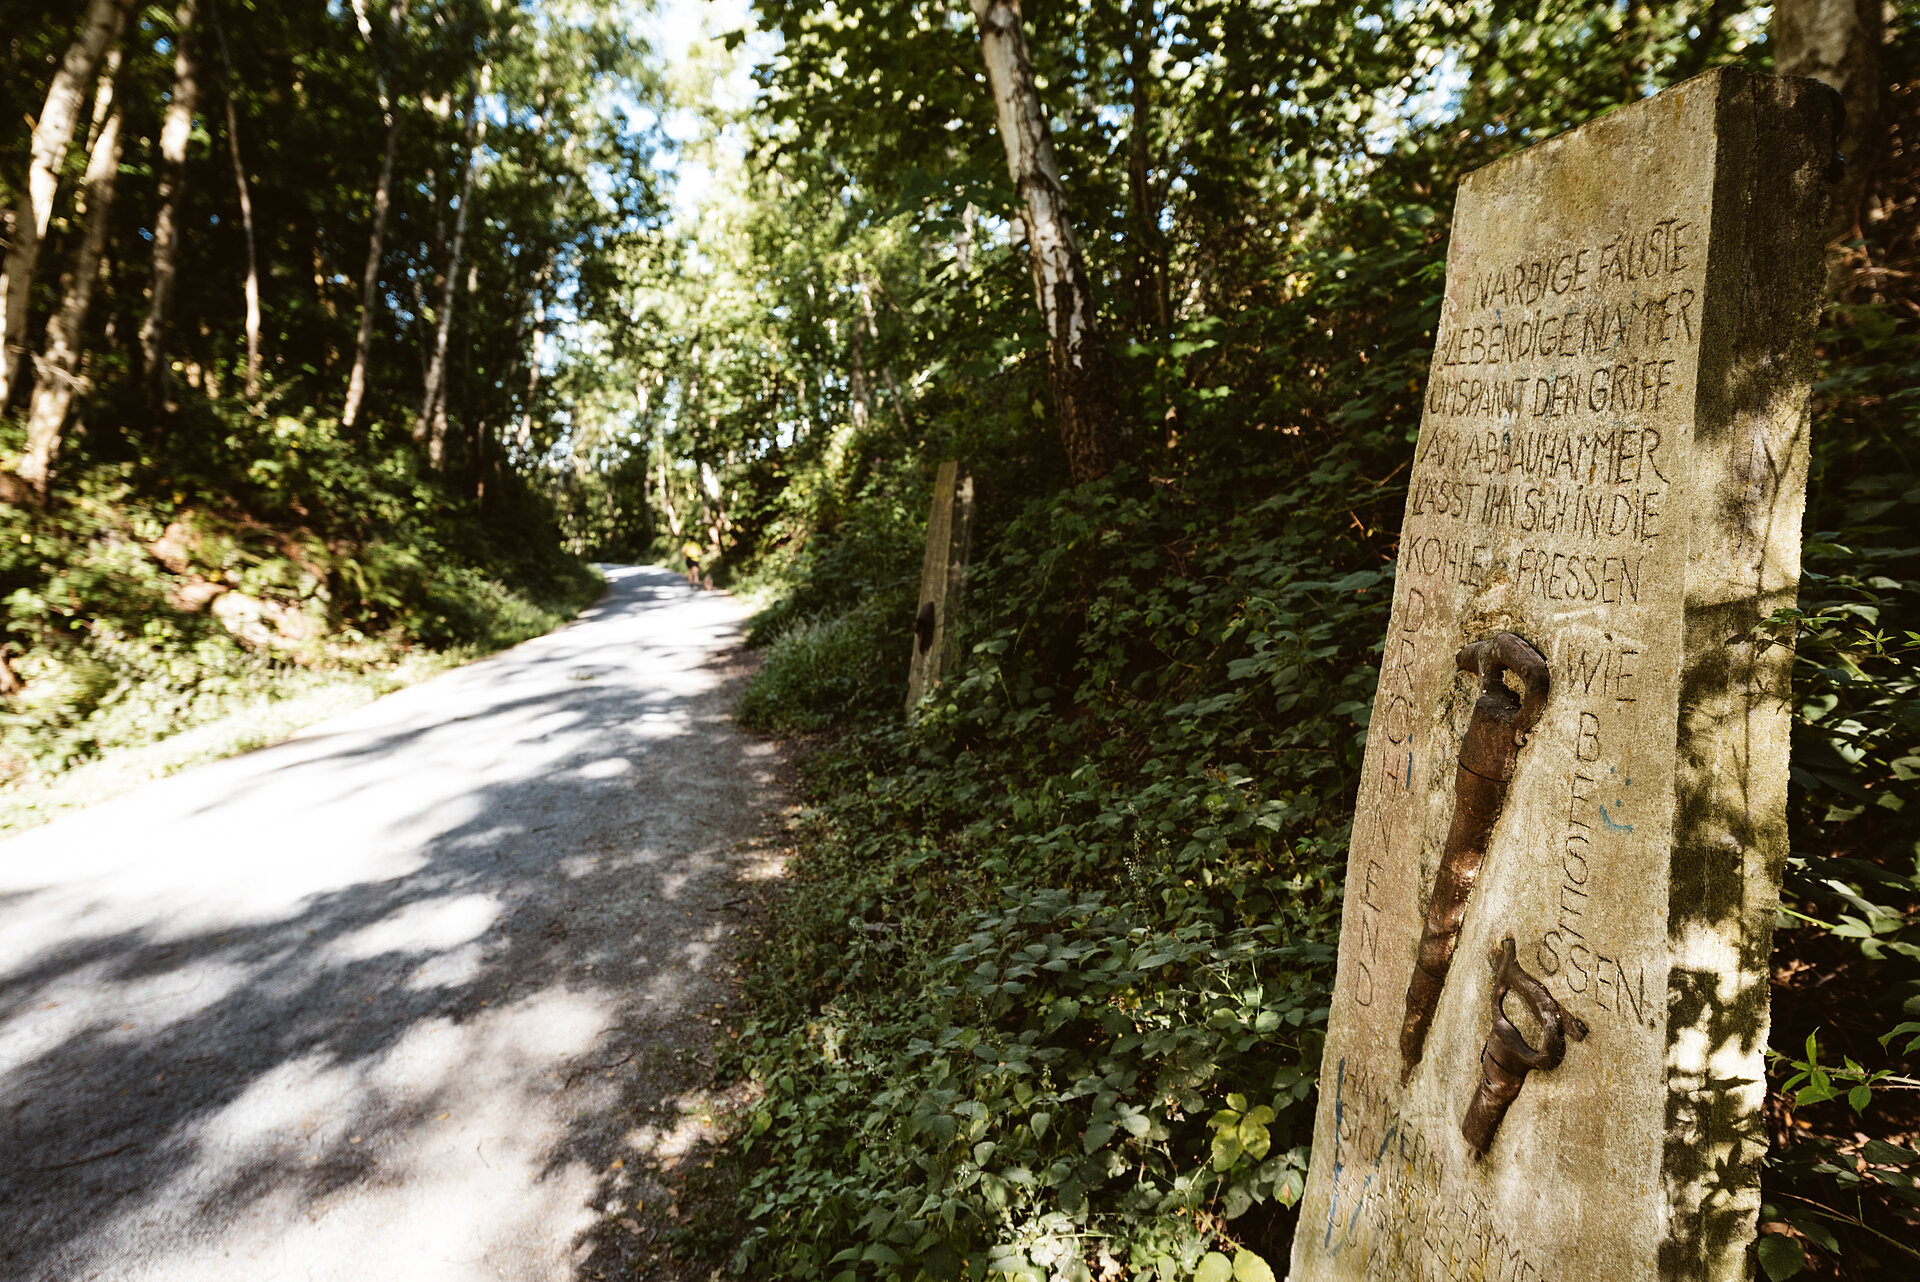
[[0, 565, 788, 1282]]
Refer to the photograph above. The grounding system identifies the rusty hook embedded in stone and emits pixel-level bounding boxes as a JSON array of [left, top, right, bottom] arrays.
[[1462, 937, 1586, 1160], [1399, 632, 1549, 1081]]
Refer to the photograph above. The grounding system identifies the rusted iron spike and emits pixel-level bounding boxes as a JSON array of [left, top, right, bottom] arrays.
[[1399, 631, 1549, 1081], [1462, 937, 1587, 1160]]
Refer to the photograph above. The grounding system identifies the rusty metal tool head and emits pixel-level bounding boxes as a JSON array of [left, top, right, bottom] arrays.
[[1461, 937, 1587, 1160], [1455, 632, 1551, 771], [1399, 632, 1550, 1080]]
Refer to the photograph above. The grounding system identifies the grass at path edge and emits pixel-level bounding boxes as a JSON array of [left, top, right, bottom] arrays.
[[0, 567, 607, 838]]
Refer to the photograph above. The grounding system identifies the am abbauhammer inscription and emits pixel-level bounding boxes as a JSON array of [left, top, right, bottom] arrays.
[[1290, 69, 1835, 1282]]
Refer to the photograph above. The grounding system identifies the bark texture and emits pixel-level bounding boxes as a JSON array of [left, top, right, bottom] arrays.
[[342, 0, 403, 429], [0, 0, 133, 406], [140, 0, 202, 411], [655, 420, 682, 539], [517, 257, 553, 456], [19, 56, 125, 494], [211, 0, 261, 401], [848, 312, 870, 435], [1125, 0, 1168, 332], [1774, 0, 1884, 239], [415, 70, 485, 465], [858, 276, 914, 432], [969, 0, 1117, 482]]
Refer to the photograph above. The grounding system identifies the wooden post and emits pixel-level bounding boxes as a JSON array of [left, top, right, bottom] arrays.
[[905, 462, 975, 715]]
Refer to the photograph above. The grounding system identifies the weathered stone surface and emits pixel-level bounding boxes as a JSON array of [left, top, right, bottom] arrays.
[[905, 460, 975, 714], [1290, 69, 1835, 1282]]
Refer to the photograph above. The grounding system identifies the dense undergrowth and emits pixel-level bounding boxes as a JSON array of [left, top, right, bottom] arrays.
[[719, 119, 1920, 1282], [0, 402, 598, 813], [724, 311, 1920, 1282]]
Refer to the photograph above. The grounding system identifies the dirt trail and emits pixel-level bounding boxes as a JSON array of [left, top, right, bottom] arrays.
[[0, 565, 786, 1281]]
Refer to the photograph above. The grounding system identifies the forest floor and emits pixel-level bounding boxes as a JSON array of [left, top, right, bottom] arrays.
[[0, 565, 791, 1282]]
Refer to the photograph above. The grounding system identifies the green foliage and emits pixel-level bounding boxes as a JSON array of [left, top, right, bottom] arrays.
[[738, 601, 910, 734], [0, 404, 597, 790], [0, 0, 639, 791], [1756, 290, 1920, 1273], [728, 433, 1408, 1275], [704, 2, 1920, 1278]]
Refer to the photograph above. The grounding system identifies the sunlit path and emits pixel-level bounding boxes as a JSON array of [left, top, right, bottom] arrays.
[[0, 566, 783, 1282]]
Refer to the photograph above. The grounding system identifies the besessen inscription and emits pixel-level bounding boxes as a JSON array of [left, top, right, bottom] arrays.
[[1535, 650, 1657, 1033]]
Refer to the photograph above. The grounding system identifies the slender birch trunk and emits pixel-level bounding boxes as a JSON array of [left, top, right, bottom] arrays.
[[957, 202, 975, 292], [415, 68, 485, 465], [209, 0, 261, 402], [857, 275, 913, 432], [968, 0, 1116, 482], [655, 421, 682, 539], [342, 0, 404, 429], [518, 278, 546, 450], [18, 55, 125, 494], [140, 0, 202, 411], [848, 313, 869, 434], [0, 0, 133, 406], [411, 187, 434, 388]]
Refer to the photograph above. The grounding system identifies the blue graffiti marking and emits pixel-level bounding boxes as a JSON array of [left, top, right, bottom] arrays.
[[1601, 767, 1634, 832], [1321, 1056, 1397, 1258], [1322, 1058, 1347, 1252]]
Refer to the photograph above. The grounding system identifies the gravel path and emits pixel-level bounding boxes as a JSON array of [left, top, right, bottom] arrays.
[[0, 566, 786, 1282]]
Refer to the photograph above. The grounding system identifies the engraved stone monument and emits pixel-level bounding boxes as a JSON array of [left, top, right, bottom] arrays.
[[905, 460, 975, 714], [1291, 69, 1836, 1282]]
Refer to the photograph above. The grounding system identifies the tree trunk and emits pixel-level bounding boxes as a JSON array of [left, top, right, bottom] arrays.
[[139, 0, 201, 411], [969, 0, 1116, 482], [1774, 0, 1883, 242], [342, 115, 399, 427], [210, 0, 261, 402], [18, 55, 125, 494], [0, 0, 133, 407], [655, 420, 682, 539], [848, 312, 870, 434], [342, 0, 403, 429], [957, 202, 974, 291], [415, 68, 484, 465], [1125, 0, 1168, 332], [857, 276, 913, 432], [519, 278, 546, 452]]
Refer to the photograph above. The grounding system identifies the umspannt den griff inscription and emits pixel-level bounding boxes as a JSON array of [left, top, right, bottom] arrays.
[[1291, 68, 1834, 1282]]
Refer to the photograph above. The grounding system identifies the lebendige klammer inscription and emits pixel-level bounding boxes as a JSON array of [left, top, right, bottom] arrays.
[[1290, 68, 1837, 1282]]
